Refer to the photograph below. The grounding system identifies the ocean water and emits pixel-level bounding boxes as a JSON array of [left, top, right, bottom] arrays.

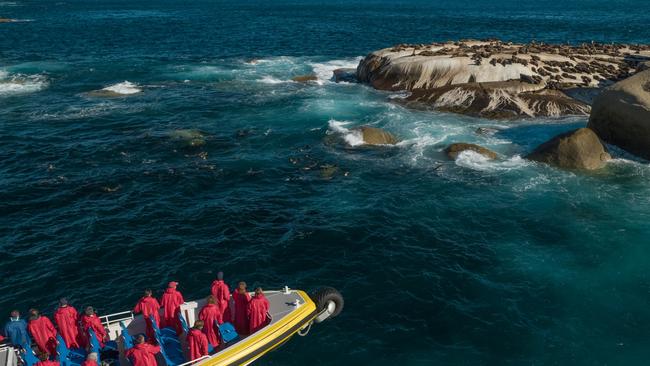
[[2, 1, 650, 365]]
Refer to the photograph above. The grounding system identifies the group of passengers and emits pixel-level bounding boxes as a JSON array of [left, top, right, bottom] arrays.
[[1, 272, 270, 366]]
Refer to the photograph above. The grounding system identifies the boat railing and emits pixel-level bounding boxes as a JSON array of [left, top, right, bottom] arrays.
[[176, 355, 210, 366], [100, 310, 134, 327]]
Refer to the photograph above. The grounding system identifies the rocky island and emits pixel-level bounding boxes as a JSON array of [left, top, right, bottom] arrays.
[[356, 40, 650, 118]]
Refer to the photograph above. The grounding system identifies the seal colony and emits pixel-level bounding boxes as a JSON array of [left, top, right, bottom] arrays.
[[356, 39, 650, 118]]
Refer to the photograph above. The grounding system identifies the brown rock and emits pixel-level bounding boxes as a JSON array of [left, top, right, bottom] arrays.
[[445, 143, 498, 160], [354, 126, 399, 145], [588, 69, 650, 159], [526, 128, 610, 170], [292, 74, 318, 82]]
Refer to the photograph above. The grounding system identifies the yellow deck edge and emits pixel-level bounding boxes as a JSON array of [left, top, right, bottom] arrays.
[[199, 290, 317, 366]]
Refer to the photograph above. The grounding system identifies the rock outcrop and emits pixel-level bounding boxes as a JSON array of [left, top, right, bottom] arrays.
[[445, 143, 497, 159], [357, 40, 650, 118], [526, 128, 610, 170], [587, 69, 650, 160], [333, 68, 357, 83], [354, 126, 398, 145]]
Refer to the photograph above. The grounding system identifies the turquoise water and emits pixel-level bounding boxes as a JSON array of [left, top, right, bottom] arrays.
[[2, 1, 650, 365]]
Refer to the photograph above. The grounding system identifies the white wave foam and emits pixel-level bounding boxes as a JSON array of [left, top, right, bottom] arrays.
[[327, 119, 364, 146], [388, 91, 411, 99], [0, 71, 47, 96], [454, 150, 528, 172], [309, 57, 361, 84], [102, 81, 141, 95], [258, 76, 286, 84]]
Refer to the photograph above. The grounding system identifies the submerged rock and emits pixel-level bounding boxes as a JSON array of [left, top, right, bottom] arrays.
[[292, 74, 318, 82], [353, 126, 399, 145], [87, 81, 142, 97], [357, 40, 650, 118], [0, 18, 16, 23], [332, 68, 357, 83], [588, 69, 650, 160], [526, 128, 610, 170], [445, 143, 497, 160], [168, 129, 206, 147]]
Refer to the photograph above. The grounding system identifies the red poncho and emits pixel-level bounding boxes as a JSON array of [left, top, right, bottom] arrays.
[[160, 288, 184, 333], [54, 306, 80, 349], [80, 314, 107, 348], [125, 343, 160, 366], [186, 328, 208, 360], [232, 292, 251, 335], [210, 280, 231, 323], [133, 296, 161, 341], [248, 294, 270, 333], [35, 360, 59, 366], [198, 304, 221, 347], [81, 360, 98, 366], [27, 316, 57, 355]]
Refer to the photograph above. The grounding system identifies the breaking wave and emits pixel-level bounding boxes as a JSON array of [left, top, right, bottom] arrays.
[[327, 119, 365, 146], [0, 70, 47, 96], [454, 150, 529, 172], [102, 81, 141, 95]]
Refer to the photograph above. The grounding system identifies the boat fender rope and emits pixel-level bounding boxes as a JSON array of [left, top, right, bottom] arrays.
[[297, 321, 312, 337]]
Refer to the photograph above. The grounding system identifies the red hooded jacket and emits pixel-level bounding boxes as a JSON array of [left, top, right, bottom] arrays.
[[80, 314, 107, 348], [210, 280, 231, 323], [186, 328, 209, 360], [54, 306, 80, 349], [160, 288, 184, 331], [233, 292, 251, 335], [27, 316, 57, 355], [198, 303, 221, 347], [126, 343, 161, 366], [248, 294, 270, 333]]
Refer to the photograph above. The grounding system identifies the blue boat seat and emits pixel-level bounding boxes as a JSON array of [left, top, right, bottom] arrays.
[[87, 329, 102, 364], [149, 316, 184, 366], [20, 340, 39, 366], [177, 312, 189, 334], [119, 321, 133, 350], [217, 322, 238, 344]]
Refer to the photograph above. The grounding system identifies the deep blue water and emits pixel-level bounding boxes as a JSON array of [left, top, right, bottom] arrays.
[[2, 1, 650, 365]]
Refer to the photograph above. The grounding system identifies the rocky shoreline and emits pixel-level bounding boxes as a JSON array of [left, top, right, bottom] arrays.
[[355, 40, 650, 118]]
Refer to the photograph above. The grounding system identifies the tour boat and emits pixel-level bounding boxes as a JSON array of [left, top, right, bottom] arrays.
[[0, 287, 344, 366]]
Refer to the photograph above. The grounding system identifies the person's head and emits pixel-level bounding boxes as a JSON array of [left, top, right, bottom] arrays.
[[193, 320, 204, 330], [207, 295, 216, 305], [85, 306, 95, 316], [59, 298, 68, 307], [255, 287, 263, 296], [216, 272, 224, 281], [135, 334, 145, 344], [238, 281, 247, 293], [144, 289, 152, 297], [10, 310, 20, 320], [29, 309, 39, 320], [87, 353, 98, 362], [167, 281, 178, 290], [37, 352, 49, 362]]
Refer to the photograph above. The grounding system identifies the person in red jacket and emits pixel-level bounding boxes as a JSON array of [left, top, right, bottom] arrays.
[[248, 288, 270, 333], [34, 352, 58, 366], [81, 353, 98, 366], [80, 307, 107, 348], [133, 289, 161, 342], [27, 309, 57, 355], [198, 296, 221, 348], [210, 272, 231, 323], [126, 335, 161, 366], [53, 298, 80, 349], [232, 282, 251, 335], [160, 281, 184, 335], [186, 320, 208, 361]]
